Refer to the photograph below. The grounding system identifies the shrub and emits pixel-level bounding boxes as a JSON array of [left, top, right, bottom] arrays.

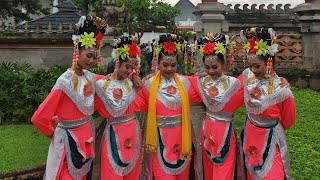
[[0, 62, 109, 123]]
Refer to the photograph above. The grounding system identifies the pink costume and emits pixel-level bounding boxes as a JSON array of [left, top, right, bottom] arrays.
[[239, 68, 296, 180], [32, 69, 96, 180], [135, 74, 199, 180], [94, 75, 141, 180], [189, 74, 244, 180]]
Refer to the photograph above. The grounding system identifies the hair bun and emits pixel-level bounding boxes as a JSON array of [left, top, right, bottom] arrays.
[[75, 16, 108, 36]]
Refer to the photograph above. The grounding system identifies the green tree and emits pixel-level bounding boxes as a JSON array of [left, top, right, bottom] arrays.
[[179, 29, 194, 41], [71, 0, 103, 15], [70, 0, 180, 39], [0, 0, 49, 22], [116, 0, 181, 38]]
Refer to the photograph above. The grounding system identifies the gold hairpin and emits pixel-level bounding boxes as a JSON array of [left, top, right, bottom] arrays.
[[205, 55, 218, 63], [162, 53, 177, 61]]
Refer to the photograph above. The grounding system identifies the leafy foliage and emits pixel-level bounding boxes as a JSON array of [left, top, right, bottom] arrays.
[[115, 0, 180, 38], [0, 62, 66, 123], [71, 0, 103, 15], [0, 62, 108, 123], [0, 0, 49, 22], [70, 0, 180, 38]]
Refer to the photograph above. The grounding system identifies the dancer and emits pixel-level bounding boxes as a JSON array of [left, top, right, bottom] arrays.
[[239, 27, 296, 180], [95, 36, 142, 180], [135, 34, 199, 180], [190, 33, 243, 180], [32, 16, 108, 179]]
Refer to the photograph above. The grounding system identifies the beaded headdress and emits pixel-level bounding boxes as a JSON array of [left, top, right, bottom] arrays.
[[152, 33, 187, 72], [240, 27, 278, 77], [113, 36, 141, 73], [72, 16, 109, 68]]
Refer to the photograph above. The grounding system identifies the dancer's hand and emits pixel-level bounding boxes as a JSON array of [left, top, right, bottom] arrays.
[[133, 75, 143, 90], [48, 132, 54, 140], [103, 74, 112, 81], [50, 116, 59, 127], [85, 137, 94, 143], [279, 77, 290, 88], [193, 72, 207, 77]]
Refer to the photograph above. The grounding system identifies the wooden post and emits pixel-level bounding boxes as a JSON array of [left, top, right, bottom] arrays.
[[58, 22, 63, 33], [24, 22, 28, 33], [48, 21, 52, 33], [0, 22, 5, 32]]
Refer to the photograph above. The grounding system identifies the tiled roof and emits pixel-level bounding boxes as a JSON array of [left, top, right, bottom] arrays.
[[174, 0, 196, 21], [17, 2, 80, 29], [55, 2, 79, 11]]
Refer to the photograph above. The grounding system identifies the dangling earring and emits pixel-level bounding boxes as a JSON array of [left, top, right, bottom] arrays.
[[97, 48, 102, 68], [243, 51, 247, 67], [265, 56, 273, 78], [72, 35, 80, 70], [184, 51, 188, 74], [114, 54, 120, 72], [151, 49, 157, 73]]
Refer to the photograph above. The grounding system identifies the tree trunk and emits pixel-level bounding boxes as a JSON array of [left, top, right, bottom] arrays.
[[137, 30, 144, 40], [84, 0, 89, 15]]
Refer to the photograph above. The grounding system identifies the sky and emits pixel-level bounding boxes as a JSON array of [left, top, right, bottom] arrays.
[[164, 0, 305, 7]]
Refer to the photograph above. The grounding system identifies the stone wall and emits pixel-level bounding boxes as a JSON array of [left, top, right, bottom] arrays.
[[0, 47, 112, 69], [0, 21, 113, 68], [193, 2, 320, 90]]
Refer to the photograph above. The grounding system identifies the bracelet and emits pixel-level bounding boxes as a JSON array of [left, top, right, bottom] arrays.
[[129, 71, 137, 79]]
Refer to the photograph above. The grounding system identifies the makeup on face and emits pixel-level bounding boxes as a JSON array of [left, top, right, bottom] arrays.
[[248, 58, 267, 79], [204, 55, 225, 79], [158, 55, 177, 79]]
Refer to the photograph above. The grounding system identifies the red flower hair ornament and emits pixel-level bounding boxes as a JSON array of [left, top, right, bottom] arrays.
[[249, 37, 258, 54], [128, 43, 141, 57], [203, 42, 216, 55], [163, 42, 176, 55], [95, 32, 104, 48]]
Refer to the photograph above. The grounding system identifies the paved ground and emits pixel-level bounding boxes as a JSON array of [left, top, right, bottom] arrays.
[[93, 103, 206, 180]]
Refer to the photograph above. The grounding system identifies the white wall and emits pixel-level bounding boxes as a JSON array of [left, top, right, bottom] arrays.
[[123, 32, 166, 43], [177, 18, 196, 26]]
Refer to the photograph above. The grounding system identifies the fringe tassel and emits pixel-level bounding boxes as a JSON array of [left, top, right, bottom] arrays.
[[146, 144, 157, 153], [243, 68, 293, 114], [104, 121, 141, 176], [243, 121, 279, 180], [95, 78, 136, 117], [52, 70, 95, 115], [156, 129, 189, 175], [73, 75, 79, 92], [64, 131, 94, 180], [198, 75, 241, 112]]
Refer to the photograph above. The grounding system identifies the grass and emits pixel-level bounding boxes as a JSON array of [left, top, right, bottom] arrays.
[[0, 124, 50, 172], [0, 116, 103, 173], [285, 88, 320, 180], [234, 87, 320, 180], [0, 88, 320, 179]]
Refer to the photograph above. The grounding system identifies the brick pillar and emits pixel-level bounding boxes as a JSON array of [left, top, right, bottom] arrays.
[[295, 2, 320, 90], [193, 2, 227, 35]]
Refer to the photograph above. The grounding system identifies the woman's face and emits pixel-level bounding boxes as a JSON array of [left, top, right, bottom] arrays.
[[117, 59, 134, 79], [78, 48, 97, 69], [248, 55, 267, 79], [158, 55, 177, 79], [204, 56, 225, 79]]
